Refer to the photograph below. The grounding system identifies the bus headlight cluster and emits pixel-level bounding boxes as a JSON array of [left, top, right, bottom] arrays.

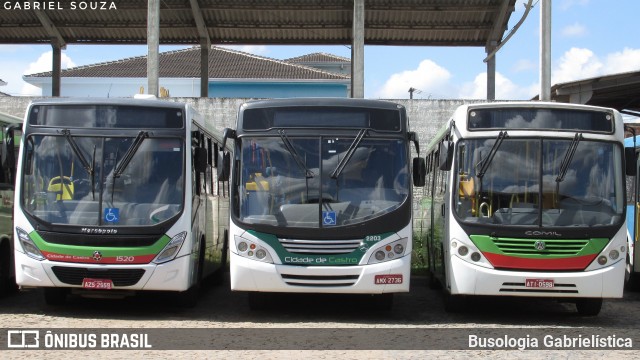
[[153, 231, 187, 264], [451, 238, 493, 269], [368, 238, 408, 265], [16, 227, 45, 261], [234, 236, 274, 263]]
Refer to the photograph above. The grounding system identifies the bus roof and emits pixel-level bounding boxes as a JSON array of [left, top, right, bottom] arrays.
[[27, 97, 187, 110], [240, 97, 404, 111]]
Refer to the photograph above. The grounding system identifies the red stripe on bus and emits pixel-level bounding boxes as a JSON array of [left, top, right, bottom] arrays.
[[482, 252, 597, 270], [41, 251, 155, 264]]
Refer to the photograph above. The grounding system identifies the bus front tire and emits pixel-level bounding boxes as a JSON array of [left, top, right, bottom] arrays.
[[443, 291, 466, 313], [44, 287, 68, 306], [575, 298, 602, 316]]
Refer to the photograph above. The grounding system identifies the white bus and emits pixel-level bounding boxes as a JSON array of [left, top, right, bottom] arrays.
[[14, 98, 229, 306], [424, 101, 632, 316], [0, 116, 21, 295], [219, 98, 425, 308]]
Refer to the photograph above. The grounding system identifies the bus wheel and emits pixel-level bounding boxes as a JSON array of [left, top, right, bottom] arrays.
[[372, 293, 394, 311], [624, 254, 639, 291], [175, 285, 199, 308], [44, 287, 68, 306], [0, 241, 14, 296], [443, 291, 466, 313], [248, 292, 271, 311], [575, 298, 602, 316]]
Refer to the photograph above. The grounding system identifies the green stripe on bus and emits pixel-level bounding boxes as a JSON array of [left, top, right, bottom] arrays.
[[29, 230, 171, 257], [469, 235, 608, 259], [247, 230, 395, 265]]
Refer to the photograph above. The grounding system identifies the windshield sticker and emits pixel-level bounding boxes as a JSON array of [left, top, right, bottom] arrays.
[[322, 211, 337, 226], [104, 208, 120, 224]]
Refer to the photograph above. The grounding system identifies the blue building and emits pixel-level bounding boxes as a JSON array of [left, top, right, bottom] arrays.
[[23, 47, 351, 98]]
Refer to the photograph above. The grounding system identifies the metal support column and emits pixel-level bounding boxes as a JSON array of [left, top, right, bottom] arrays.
[[147, 0, 160, 97], [486, 45, 496, 100], [540, 0, 552, 101], [200, 38, 210, 97], [351, 0, 365, 98], [51, 40, 61, 97]]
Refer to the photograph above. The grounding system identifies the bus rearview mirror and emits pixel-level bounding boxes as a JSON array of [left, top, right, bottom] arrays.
[[413, 157, 426, 187], [217, 151, 231, 182], [438, 141, 453, 171], [625, 147, 637, 176]]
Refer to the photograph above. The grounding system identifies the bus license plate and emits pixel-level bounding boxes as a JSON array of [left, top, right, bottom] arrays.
[[375, 274, 403, 285], [525, 278, 554, 288], [82, 278, 113, 290]]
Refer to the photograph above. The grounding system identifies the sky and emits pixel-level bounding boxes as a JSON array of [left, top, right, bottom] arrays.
[[0, 0, 638, 100]]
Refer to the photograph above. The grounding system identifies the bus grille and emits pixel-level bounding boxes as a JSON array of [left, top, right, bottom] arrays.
[[51, 266, 145, 287], [278, 238, 361, 255], [492, 238, 589, 256], [499, 282, 579, 294], [280, 274, 359, 287]]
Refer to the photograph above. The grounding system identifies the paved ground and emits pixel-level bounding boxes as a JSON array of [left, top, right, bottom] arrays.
[[1, 274, 639, 359]]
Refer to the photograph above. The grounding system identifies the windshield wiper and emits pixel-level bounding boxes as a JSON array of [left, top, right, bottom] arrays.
[[113, 131, 148, 178], [476, 131, 508, 179], [330, 128, 368, 180], [61, 129, 96, 199], [278, 129, 314, 178], [556, 133, 583, 183]]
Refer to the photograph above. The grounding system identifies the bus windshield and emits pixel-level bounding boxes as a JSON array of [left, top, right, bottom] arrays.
[[237, 136, 409, 228], [21, 134, 184, 226], [455, 137, 624, 227]]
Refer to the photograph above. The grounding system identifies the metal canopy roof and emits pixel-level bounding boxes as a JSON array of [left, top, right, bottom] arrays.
[[0, 0, 516, 47], [545, 71, 640, 115]]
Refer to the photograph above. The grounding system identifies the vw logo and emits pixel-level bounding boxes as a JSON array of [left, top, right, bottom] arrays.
[[534, 240, 546, 251], [92, 251, 103, 261]]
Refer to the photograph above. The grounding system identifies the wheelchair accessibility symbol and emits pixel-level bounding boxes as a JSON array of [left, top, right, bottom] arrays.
[[322, 211, 336, 226], [104, 208, 120, 223]]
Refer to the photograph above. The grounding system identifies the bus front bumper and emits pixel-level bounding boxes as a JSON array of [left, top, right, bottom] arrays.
[[449, 255, 625, 298], [14, 250, 193, 292], [230, 252, 410, 293]]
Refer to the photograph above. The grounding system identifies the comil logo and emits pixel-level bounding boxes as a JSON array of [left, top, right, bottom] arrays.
[[7, 330, 39, 348]]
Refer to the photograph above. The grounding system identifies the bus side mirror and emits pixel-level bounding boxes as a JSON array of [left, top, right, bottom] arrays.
[[626, 147, 637, 176], [221, 128, 236, 150], [194, 147, 208, 173], [217, 151, 231, 182], [413, 157, 426, 187], [438, 141, 453, 171]]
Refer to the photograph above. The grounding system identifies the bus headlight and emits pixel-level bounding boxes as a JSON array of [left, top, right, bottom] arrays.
[[453, 237, 493, 269], [153, 231, 187, 264], [16, 227, 45, 261], [234, 236, 274, 264], [368, 238, 408, 265]]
